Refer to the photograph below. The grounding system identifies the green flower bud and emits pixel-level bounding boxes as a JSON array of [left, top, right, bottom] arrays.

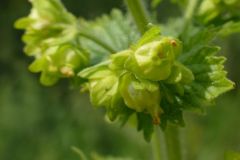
[[51, 45, 88, 74], [125, 37, 182, 81], [88, 70, 118, 107], [119, 73, 163, 124], [165, 62, 194, 84], [197, 0, 220, 23], [15, 0, 76, 30], [79, 63, 123, 121], [29, 44, 89, 86], [109, 50, 132, 71], [15, 0, 77, 53], [80, 65, 115, 106], [15, 0, 89, 86], [197, 0, 240, 24]]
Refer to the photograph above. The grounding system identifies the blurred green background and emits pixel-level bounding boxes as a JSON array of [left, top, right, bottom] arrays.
[[0, 0, 239, 160]]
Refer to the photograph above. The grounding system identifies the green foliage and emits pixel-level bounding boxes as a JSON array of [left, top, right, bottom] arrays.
[[1, 0, 239, 159], [79, 24, 234, 140], [179, 26, 234, 107], [197, 0, 240, 25], [195, 0, 240, 38], [78, 9, 140, 64], [219, 21, 240, 36], [15, 0, 235, 142]]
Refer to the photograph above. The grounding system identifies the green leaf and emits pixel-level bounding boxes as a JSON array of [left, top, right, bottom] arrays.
[[219, 21, 240, 36], [159, 84, 185, 129], [133, 25, 161, 49], [179, 26, 234, 109], [151, 25, 235, 127], [78, 9, 140, 64], [196, 0, 240, 25], [197, 0, 219, 24], [40, 71, 59, 86], [137, 113, 154, 142], [160, 18, 184, 37], [78, 61, 111, 79]]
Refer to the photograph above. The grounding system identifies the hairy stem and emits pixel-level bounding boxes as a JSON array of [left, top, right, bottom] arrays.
[[165, 125, 182, 160], [124, 0, 150, 34], [152, 126, 162, 160]]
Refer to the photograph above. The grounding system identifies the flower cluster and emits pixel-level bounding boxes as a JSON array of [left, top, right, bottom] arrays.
[[15, 0, 235, 140], [15, 0, 89, 85], [79, 31, 194, 124], [197, 0, 240, 24]]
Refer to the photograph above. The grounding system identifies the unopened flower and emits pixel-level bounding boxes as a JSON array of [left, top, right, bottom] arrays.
[[15, 0, 89, 85], [79, 35, 191, 124], [125, 37, 182, 81], [119, 73, 162, 124]]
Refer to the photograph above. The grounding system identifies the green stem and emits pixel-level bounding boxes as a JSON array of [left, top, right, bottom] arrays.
[[71, 146, 88, 160], [182, 0, 200, 32], [124, 0, 150, 34], [184, 0, 198, 21], [124, 1, 163, 159], [164, 125, 182, 160], [152, 126, 162, 160]]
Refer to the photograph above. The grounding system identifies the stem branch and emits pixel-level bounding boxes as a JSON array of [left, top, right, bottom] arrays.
[[152, 126, 162, 160], [182, 0, 200, 32], [165, 125, 182, 160], [184, 0, 198, 22], [124, 0, 150, 34], [125, 1, 184, 160]]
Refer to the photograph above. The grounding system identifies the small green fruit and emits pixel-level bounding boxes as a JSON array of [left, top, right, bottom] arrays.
[[125, 37, 182, 81], [119, 73, 163, 124]]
